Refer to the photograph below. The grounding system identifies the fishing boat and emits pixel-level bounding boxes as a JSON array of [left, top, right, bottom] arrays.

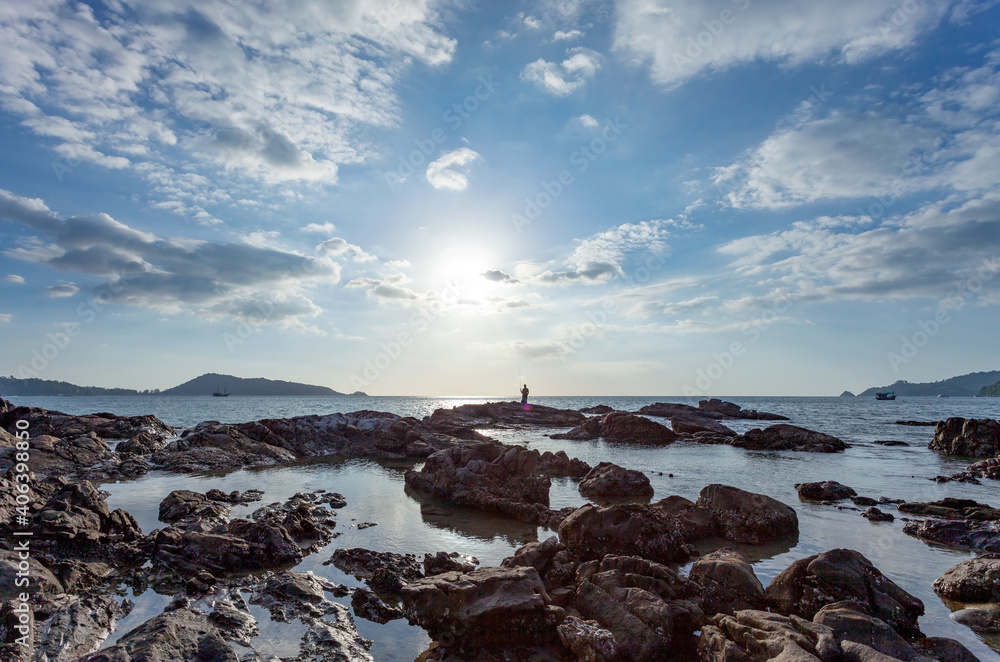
[[212, 387, 230, 397], [875, 391, 896, 401]]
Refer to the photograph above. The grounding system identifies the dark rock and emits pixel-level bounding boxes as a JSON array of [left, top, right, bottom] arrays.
[[687, 548, 765, 615], [896, 420, 939, 426], [951, 605, 1000, 633], [351, 586, 404, 623], [765, 548, 924, 637], [579, 461, 654, 499], [579, 405, 615, 414], [698, 609, 840, 662], [914, 637, 981, 662], [538, 449, 592, 477], [152, 422, 297, 472], [795, 480, 857, 502], [931, 417, 1000, 457], [424, 551, 478, 576], [852, 496, 879, 506], [74, 608, 238, 662], [651, 495, 717, 541], [424, 401, 586, 430], [32, 594, 131, 662], [903, 519, 1000, 552], [115, 429, 166, 456], [640, 402, 720, 418], [968, 456, 1000, 480], [0, 550, 63, 601], [356, 521, 377, 529], [932, 556, 1000, 602], [873, 439, 910, 446], [699, 398, 790, 420], [575, 555, 703, 661], [696, 484, 798, 545], [733, 424, 847, 452], [401, 566, 561, 650], [552, 411, 677, 445], [158, 490, 231, 524], [670, 415, 736, 436], [501, 537, 573, 592], [813, 600, 928, 660], [556, 616, 620, 662], [0, 406, 173, 442], [327, 548, 424, 583], [557, 502, 693, 564], [898, 497, 1000, 520], [862, 507, 894, 522]]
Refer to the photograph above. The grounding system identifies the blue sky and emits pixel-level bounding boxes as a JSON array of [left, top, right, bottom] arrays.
[[1, 0, 999, 396]]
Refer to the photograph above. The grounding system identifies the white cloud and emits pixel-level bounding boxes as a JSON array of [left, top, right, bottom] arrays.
[[302, 222, 337, 234], [614, 0, 951, 90], [553, 29, 584, 41], [0, 314, 12, 323], [45, 283, 80, 298], [0, 1, 457, 213], [3, 275, 25, 284], [425, 148, 482, 191], [579, 114, 600, 128], [521, 48, 602, 96], [317, 237, 377, 262]]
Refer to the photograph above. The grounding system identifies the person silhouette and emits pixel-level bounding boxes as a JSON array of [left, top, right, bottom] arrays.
[[520, 384, 529, 405]]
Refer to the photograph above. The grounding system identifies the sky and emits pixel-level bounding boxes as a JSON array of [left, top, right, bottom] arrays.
[[1, 0, 999, 396]]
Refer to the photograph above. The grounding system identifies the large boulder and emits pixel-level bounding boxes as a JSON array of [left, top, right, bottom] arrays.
[[158, 490, 231, 524], [765, 548, 924, 637], [424, 401, 586, 430], [33, 480, 143, 553], [903, 519, 1000, 552], [31, 594, 132, 662], [575, 555, 703, 661], [699, 609, 840, 662], [401, 566, 562, 651], [930, 417, 1000, 457], [75, 608, 238, 662], [932, 556, 1000, 602], [696, 484, 798, 545], [557, 503, 692, 564], [579, 462, 654, 499], [670, 415, 736, 436], [651, 495, 718, 541], [0, 406, 173, 441], [698, 399, 789, 420], [795, 480, 857, 502], [0, 550, 63, 601], [732, 424, 847, 452], [688, 548, 765, 616], [552, 412, 677, 444], [153, 422, 297, 472]]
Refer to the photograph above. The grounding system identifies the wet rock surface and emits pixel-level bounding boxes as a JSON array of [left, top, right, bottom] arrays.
[[933, 555, 1000, 602], [795, 480, 857, 502], [931, 417, 1000, 457], [698, 398, 790, 420], [696, 484, 799, 545], [904, 519, 1000, 552], [424, 401, 586, 430], [578, 461, 654, 499], [732, 424, 848, 452], [558, 502, 694, 564], [688, 548, 765, 616], [551, 411, 677, 444]]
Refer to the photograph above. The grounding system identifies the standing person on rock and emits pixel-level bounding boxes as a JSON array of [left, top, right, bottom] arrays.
[[520, 384, 529, 407]]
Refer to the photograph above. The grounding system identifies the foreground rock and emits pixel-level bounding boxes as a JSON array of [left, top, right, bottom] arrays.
[[688, 548, 765, 616], [904, 519, 1000, 552], [732, 424, 847, 452], [931, 417, 1000, 457], [933, 556, 1000, 602], [558, 503, 693, 564], [765, 548, 924, 637], [795, 480, 857, 502], [696, 484, 798, 544], [578, 462, 654, 499], [551, 411, 677, 444], [76, 608, 237, 662]]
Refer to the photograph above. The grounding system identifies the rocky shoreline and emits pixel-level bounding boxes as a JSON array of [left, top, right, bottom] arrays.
[[1, 395, 998, 661]]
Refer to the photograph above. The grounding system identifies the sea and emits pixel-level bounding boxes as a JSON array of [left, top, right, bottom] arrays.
[[6, 394, 1000, 661]]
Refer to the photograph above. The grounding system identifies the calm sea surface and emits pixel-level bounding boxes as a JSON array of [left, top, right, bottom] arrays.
[[7, 394, 1000, 661]]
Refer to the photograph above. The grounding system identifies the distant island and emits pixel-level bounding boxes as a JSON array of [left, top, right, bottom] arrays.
[[0, 373, 367, 397], [980, 379, 1000, 397], [857, 370, 1000, 397]]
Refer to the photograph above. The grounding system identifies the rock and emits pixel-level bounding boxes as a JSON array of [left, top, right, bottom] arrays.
[[557, 502, 693, 564], [896, 420, 939, 426], [651, 495, 718, 541], [931, 417, 1000, 457], [579, 461, 654, 499], [115, 429, 166, 456], [202, 590, 259, 646], [351, 586, 404, 623], [251, 570, 345, 620], [968, 456, 1000, 480], [688, 548, 765, 616], [158, 489, 231, 524], [863, 507, 895, 522], [404, 442, 557, 525], [538, 450, 592, 477], [425, 401, 587, 430], [813, 600, 930, 660], [951, 605, 1000, 632], [898, 497, 1000, 520], [696, 484, 798, 545], [932, 556, 1000, 602], [501, 537, 574, 592], [580, 405, 615, 414], [699, 399, 789, 420], [852, 496, 880, 506], [32, 593, 132, 661], [732, 424, 847, 452], [32, 480, 143, 557], [698, 609, 840, 662], [640, 402, 721, 419], [557, 616, 620, 662], [401, 566, 561, 650], [424, 551, 478, 576], [795, 480, 857, 502], [670, 415, 736, 436], [765, 548, 924, 637], [74, 608, 238, 662], [328, 547, 424, 583], [0, 406, 173, 441], [914, 637, 981, 662], [152, 422, 298, 472], [903, 519, 1000, 552], [874, 440, 910, 446], [574, 555, 703, 661], [552, 411, 677, 445], [0, 550, 64, 600]]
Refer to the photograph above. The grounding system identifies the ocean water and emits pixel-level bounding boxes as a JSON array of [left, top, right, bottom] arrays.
[[7, 394, 1000, 660]]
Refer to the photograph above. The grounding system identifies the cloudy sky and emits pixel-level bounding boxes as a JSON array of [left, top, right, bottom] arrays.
[[1, 0, 999, 396]]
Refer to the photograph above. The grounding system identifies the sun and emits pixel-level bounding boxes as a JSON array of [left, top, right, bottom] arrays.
[[431, 245, 501, 303]]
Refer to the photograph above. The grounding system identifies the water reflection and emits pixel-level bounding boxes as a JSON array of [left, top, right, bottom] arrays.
[[404, 486, 540, 546]]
